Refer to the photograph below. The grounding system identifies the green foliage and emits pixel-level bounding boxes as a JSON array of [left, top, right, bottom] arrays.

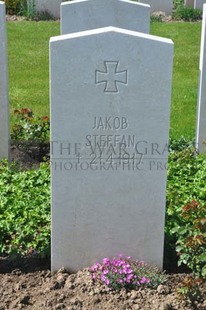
[[150, 15, 163, 23], [178, 275, 203, 307], [4, 0, 54, 19], [173, 6, 202, 21], [0, 160, 50, 257], [11, 108, 50, 160], [4, 0, 27, 15], [173, 0, 202, 22], [172, 200, 206, 279], [169, 137, 195, 152], [11, 108, 50, 143], [173, 0, 201, 22], [32, 10, 55, 21], [166, 145, 206, 234], [25, 0, 36, 19], [166, 141, 206, 278], [173, 0, 184, 10]]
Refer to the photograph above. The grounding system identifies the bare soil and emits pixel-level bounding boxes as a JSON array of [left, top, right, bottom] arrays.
[[0, 256, 206, 310], [1, 145, 204, 309]]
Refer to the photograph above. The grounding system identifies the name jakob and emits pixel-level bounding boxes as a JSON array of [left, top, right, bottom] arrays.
[[92, 116, 128, 130]]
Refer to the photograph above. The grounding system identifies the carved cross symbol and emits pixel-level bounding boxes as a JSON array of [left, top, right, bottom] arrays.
[[95, 61, 128, 93]]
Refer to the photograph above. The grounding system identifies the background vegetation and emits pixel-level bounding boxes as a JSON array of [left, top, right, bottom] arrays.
[[7, 20, 201, 139]]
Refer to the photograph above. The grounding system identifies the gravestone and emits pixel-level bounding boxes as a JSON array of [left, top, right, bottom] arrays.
[[0, 1, 10, 160], [61, 0, 150, 35], [50, 27, 173, 272], [184, 0, 194, 7], [139, 0, 173, 13], [194, 0, 206, 9], [196, 3, 206, 153]]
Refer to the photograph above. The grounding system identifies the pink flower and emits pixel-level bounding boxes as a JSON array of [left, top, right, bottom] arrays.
[[100, 274, 110, 286], [90, 265, 97, 272], [126, 274, 133, 283], [112, 267, 118, 273], [105, 278, 110, 286], [103, 258, 110, 265], [90, 263, 101, 272], [140, 276, 150, 284], [126, 268, 133, 274], [100, 274, 106, 281]]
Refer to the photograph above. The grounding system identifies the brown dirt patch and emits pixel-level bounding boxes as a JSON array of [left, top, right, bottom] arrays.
[[0, 256, 206, 310]]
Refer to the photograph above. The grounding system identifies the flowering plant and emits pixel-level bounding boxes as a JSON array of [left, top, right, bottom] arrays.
[[11, 108, 50, 143], [178, 275, 203, 306], [173, 200, 206, 279], [90, 255, 166, 291], [11, 108, 50, 160]]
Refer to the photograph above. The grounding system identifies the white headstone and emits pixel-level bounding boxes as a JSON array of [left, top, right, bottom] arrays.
[[196, 3, 206, 153], [61, 0, 150, 35], [50, 27, 173, 272], [0, 1, 10, 160], [194, 0, 206, 9], [139, 0, 173, 13], [184, 0, 194, 7]]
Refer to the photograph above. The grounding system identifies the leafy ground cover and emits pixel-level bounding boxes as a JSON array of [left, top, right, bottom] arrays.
[[165, 143, 206, 280], [0, 160, 50, 257], [6, 109, 206, 282], [1, 140, 206, 276]]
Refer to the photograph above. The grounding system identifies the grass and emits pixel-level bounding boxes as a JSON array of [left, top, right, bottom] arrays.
[[7, 21, 60, 122], [150, 21, 201, 140], [7, 20, 202, 140]]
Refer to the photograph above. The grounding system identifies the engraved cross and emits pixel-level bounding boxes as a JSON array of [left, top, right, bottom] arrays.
[[95, 61, 127, 93]]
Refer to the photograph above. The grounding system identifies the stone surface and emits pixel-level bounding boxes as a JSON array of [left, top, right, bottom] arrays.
[[61, 0, 150, 35], [194, 0, 206, 9], [184, 0, 194, 7], [196, 3, 206, 153], [32, 0, 62, 18], [0, 1, 10, 160], [50, 27, 173, 272], [139, 0, 173, 13]]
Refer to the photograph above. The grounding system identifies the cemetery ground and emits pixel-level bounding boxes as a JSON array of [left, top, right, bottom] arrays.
[[1, 19, 206, 309]]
